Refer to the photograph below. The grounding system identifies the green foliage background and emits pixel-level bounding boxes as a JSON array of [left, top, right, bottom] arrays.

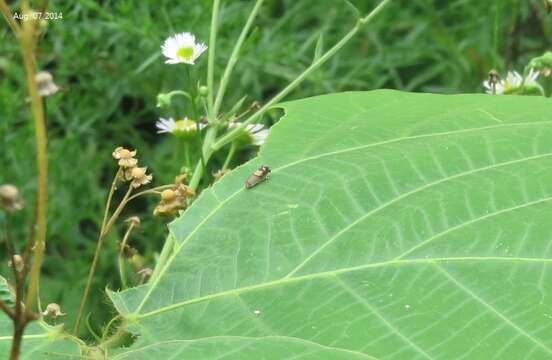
[[0, 0, 551, 332]]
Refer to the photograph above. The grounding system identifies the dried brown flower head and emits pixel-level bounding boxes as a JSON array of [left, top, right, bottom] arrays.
[[174, 175, 195, 198], [8, 254, 24, 273], [153, 189, 182, 216], [0, 184, 24, 211], [153, 175, 195, 216], [42, 303, 65, 318], [112, 146, 138, 168], [129, 167, 152, 188], [35, 71, 60, 97], [124, 216, 141, 228]]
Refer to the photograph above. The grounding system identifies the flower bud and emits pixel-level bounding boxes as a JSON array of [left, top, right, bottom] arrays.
[[8, 255, 24, 273], [0, 184, 24, 211], [130, 167, 153, 188], [42, 303, 65, 318], [199, 86, 208, 97], [156, 93, 172, 108], [35, 71, 60, 97], [161, 189, 176, 201], [112, 146, 138, 168], [124, 216, 141, 228]]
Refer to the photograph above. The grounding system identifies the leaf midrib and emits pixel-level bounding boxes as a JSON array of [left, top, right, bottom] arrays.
[[134, 255, 552, 320]]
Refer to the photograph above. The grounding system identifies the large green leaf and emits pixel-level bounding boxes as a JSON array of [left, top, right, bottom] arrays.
[[106, 90, 552, 359], [7, 90, 552, 358]]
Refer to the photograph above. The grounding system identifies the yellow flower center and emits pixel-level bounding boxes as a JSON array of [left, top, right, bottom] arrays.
[[176, 47, 193, 61], [175, 119, 196, 132], [131, 167, 146, 179]]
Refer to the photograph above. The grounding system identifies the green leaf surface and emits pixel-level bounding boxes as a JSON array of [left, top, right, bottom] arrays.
[[9, 90, 552, 358], [108, 90, 552, 359]]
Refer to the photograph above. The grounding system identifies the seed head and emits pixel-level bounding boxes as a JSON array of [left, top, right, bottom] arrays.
[[35, 71, 60, 97], [42, 303, 65, 318], [124, 216, 141, 228], [8, 254, 24, 273], [0, 184, 24, 211], [112, 146, 138, 168], [130, 167, 152, 188]]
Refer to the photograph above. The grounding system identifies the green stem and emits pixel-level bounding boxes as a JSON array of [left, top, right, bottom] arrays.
[[211, 0, 392, 151], [160, 90, 191, 106], [189, 126, 217, 189], [207, 0, 220, 122], [213, 0, 264, 116], [117, 224, 135, 290], [184, 141, 191, 169], [185, 66, 208, 180], [222, 142, 238, 170], [101, 168, 121, 233], [18, 1, 48, 316]]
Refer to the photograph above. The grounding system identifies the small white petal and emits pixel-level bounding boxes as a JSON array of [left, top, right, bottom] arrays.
[[252, 129, 269, 146], [161, 32, 208, 65], [156, 117, 176, 133]]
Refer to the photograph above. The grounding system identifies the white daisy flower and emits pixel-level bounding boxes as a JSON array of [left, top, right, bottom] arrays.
[[228, 122, 269, 146], [483, 70, 540, 95], [156, 117, 205, 136], [161, 32, 207, 65]]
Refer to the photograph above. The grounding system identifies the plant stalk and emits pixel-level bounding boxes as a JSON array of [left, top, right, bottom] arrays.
[[213, 0, 264, 116], [117, 223, 136, 290], [206, 0, 220, 121]]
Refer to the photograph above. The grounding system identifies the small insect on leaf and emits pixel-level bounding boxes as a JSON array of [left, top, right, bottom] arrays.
[[245, 165, 271, 189]]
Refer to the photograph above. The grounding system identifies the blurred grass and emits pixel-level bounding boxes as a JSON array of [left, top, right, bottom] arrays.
[[0, 0, 551, 335]]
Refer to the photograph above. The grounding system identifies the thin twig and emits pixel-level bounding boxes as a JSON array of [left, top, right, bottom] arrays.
[[123, 184, 173, 204], [117, 223, 136, 290], [101, 168, 122, 234], [206, 0, 220, 121], [213, 0, 265, 116], [0, 300, 14, 319]]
